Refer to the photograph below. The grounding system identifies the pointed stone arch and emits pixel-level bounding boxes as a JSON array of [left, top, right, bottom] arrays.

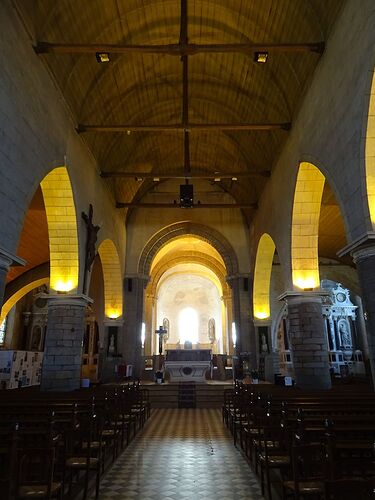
[[291, 162, 325, 290], [40, 166, 79, 292], [138, 222, 239, 277], [253, 233, 276, 319], [97, 239, 123, 319]]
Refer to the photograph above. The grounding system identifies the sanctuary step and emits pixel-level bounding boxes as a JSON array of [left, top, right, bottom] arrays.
[[142, 381, 232, 408], [178, 382, 196, 408]]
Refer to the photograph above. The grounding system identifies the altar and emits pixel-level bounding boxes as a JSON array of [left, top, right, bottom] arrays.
[[164, 349, 212, 382]]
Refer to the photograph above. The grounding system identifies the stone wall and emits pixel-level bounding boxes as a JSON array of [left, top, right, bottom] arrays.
[[251, 0, 375, 285]]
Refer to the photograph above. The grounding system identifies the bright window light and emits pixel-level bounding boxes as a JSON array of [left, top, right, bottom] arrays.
[[0, 317, 7, 344], [232, 322, 237, 348], [179, 307, 199, 344], [141, 322, 146, 348]]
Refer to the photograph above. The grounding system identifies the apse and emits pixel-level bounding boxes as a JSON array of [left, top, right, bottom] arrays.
[[156, 265, 223, 352]]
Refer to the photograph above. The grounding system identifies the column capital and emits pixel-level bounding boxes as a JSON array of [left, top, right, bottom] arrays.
[[41, 293, 93, 308], [278, 290, 330, 305], [351, 245, 375, 264], [104, 318, 124, 327], [0, 245, 26, 271], [226, 272, 251, 281], [337, 231, 375, 258], [253, 318, 272, 327], [125, 273, 150, 287]]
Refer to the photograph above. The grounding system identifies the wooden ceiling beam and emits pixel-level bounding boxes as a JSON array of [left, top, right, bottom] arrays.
[[77, 122, 291, 133], [180, 0, 190, 177], [101, 170, 271, 179], [116, 202, 258, 209], [34, 42, 324, 56]]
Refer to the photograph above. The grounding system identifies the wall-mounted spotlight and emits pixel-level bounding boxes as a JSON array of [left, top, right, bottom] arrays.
[[254, 51, 268, 63], [96, 52, 110, 63]]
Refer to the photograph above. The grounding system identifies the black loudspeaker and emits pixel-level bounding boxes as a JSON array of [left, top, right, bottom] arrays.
[[243, 277, 249, 291], [180, 184, 194, 208], [127, 278, 132, 292]]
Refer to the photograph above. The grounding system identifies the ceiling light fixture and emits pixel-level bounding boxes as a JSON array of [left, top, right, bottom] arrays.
[[214, 177, 221, 182], [231, 177, 238, 181], [254, 51, 268, 63], [180, 184, 194, 208], [96, 52, 110, 63]]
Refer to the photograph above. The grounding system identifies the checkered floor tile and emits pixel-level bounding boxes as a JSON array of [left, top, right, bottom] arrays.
[[95, 409, 262, 499]]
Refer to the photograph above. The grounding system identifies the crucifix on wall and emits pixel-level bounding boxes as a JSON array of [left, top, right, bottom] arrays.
[[82, 204, 100, 294]]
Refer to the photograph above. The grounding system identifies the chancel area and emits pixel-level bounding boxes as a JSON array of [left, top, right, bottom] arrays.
[[1, 0, 375, 498]]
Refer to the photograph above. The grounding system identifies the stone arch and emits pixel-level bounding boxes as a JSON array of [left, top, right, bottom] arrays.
[[138, 222, 239, 277], [253, 233, 276, 319], [97, 239, 123, 319], [149, 253, 228, 297], [0, 278, 49, 324], [40, 166, 79, 292], [291, 162, 325, 290], [364, 69, 375, 228]]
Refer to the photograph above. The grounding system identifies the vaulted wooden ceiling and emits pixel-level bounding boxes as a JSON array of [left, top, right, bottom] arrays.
[[17, 0, 344, 223]]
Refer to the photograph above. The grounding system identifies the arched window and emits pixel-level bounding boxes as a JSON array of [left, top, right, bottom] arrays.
[[179, 307, 199, 344]]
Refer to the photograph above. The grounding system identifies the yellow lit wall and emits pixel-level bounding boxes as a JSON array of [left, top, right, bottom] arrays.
[[292, 162, 325, 290], [98, 239, 123, 319], [253, 233, 275, 319], [40, 167, 79, 292], [0, 278, 49, 325], [366, 72, 375, 225]]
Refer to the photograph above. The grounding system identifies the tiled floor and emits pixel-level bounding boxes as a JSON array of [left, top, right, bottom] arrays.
[[97, 409, 262, 499]]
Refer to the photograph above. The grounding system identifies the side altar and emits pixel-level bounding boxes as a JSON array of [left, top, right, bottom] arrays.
[[164, 349, 212, 382]]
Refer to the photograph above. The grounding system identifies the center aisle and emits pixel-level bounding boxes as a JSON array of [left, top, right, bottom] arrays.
[[97, 409, 262, 499]]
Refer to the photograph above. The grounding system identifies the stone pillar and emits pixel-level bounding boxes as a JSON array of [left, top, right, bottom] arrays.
[[143, 292, 154, 356], [0, 246, 26, 308], [279, 291, 331, 390], [222, 293, 233, 354], [41, 294, 92, 391], [122, 274, 149, 378], [351, 245, 375, 385], [228, 274, 257, 367]]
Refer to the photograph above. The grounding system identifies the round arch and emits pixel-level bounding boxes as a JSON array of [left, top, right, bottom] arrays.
[[364, 69, 375, 227], [149, 252, 228, 297], [291, 161, 326, 290], [97, 239, 123, 319], [138, 222, 239, 277], [0, 278, 49, 325], [40, 166, 79, 293], [253, 233, 276, 320]]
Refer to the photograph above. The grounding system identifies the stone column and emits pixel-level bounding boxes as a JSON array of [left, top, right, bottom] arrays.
[[41, 294, 92, 391], [279, 291, 331, 390], [222, 293, 233, 354], [351, 245, 375, 385], [0, 246, 26, 308], [227, 274, 257, 367], [122, 274, 149, 378], [143, 292, 154, 356]]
